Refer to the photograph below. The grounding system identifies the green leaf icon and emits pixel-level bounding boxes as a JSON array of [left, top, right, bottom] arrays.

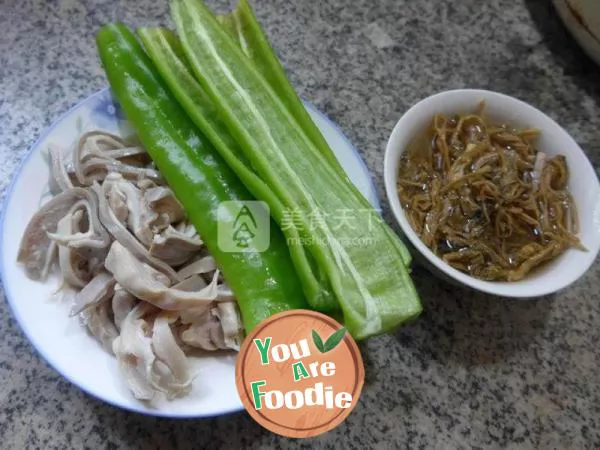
[[323, 327, 347, 353], [312, 327, 347, 353], [312, 329, 325, 353]]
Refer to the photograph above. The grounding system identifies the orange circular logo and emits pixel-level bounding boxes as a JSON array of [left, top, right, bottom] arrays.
[[235, 310, 364, 438]]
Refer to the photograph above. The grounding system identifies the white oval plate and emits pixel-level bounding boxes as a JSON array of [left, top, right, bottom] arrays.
[[0, 88, 379, 418]]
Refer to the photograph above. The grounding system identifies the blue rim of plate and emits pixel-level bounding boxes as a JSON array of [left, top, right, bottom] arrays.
[[0, 87, 380, 418]]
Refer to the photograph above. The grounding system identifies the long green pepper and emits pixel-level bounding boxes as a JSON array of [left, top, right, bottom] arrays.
[[217, 0, 412, 268], [95, 23, 308, 332], [137, 27, 337, 312], [171, 0, 422, 339]]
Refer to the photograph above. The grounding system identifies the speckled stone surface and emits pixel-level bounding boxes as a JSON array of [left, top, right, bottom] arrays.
[[1, 0, 599, 448]]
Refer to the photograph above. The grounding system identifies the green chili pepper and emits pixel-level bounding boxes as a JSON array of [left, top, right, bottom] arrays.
[[137, 27, 337, 312], [218, 0, 412, 268], [216, 0, 336, 172], [96, 23, 308, 332], [171, 0, 422, 339]]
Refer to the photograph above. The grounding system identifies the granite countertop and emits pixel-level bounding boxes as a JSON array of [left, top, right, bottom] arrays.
[[1, 0, 599, 448]]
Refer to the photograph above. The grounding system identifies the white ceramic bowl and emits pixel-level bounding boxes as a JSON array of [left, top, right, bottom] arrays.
[[384, 89, 600, 298], [554, 0, 600, 67]]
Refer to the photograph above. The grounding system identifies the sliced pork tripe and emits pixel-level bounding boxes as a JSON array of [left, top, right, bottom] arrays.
[[73, 156, 162, 186], [112, 286, 137, 332], [172, 276, 207, 291], [77, 131, 150, 167], [215, 283, 235, 301], [48, 195, 111, 288], [93, 181, 180, 283], [70, 270, 117, 316], [112, 303, 159, 401], [107, 186, 129, 225], [81, 300, 119, 356], [151, 313, 192, 398], [46, 194, 111, 262], [102, 172, 161, 247], [54, 211, 91, 289], [101, 174, 187, 252], [47, 143, 74, 194], [149, 225, 204, 267], [71, 131, 160, 186], [214, 302, 243, 350], [104, 241, 228, 311], [143, 185, 186, 225], [178, 301, 243, 352], [179, 309, 227, 352], [176, 256, 216, 281], [17, 187, 109, 281], [113, 304, 193, 402]]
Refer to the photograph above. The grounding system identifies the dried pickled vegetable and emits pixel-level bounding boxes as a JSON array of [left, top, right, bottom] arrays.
[[397, 103, 584, 281]]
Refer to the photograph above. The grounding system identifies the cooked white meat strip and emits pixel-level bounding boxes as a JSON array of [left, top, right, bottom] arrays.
[[170, 284, 234, 324], [112, 286, 137, 332], [18, 187, 95, 280], [112, 303, 158, 401], [103, 173, 158, 247], [79, 131, 149, 164], [174, 220, 198, 236], [48, 144, 74, 194], [151, 313, 191, 398], [144, 187, 185, 224], [150, 226, 204, 267], [73, 131, 112, 185], [75, 157, 162, 185], [93, 182, 180, 282], [178, 298, 242, 352], [40, 241, 58, 282], [29, 240, 59, 283], [73, 131, 161, 185], [180, 309, 226, 351], [107, 187, 128, 225], [137, 178, 159, 191], [146, 264, 172, 287], [214, 302, 244, 351], [79, 130, 127, 152], [80, 301, 119, 356], [178, 305, 209, 325], [215, 283, 235, 301], [46, 193, 111, 263], [105, 241, 224, 310], [55, 211, 90, 289], [71, 271, 116, 316], [65, 132, 156, 185], [177, 256, 216, 280], [100, 146, 149, 164], [172, 275, 208, 292]]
